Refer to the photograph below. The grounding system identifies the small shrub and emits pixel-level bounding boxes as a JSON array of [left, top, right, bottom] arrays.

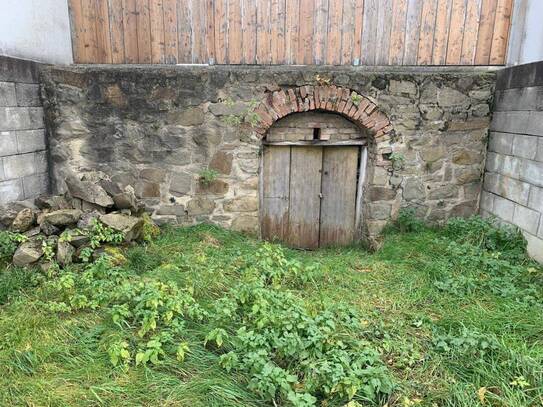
[[444, 216, 527, 262], [198, 168, 219, 186], [433, 327, 499, 359], [0, 231, 27, 261], [392, 208, 425, 233]]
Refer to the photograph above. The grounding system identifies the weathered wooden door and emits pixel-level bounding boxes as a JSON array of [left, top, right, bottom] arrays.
[[261, 145, 360, 248]]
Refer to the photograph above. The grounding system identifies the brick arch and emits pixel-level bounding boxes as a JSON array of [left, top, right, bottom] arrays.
[[253, 85, 393, 142]]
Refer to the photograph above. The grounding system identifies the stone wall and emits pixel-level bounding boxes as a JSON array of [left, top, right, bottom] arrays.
[[40, 65, 495, 244], [481, 61, 543, 262], [0, 56, 48, 204]]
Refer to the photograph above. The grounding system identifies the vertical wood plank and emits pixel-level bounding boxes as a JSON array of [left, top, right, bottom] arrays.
[[375, 0, 393, 65], [298, 0, 315, 64], [177, 0, 192, 63], [256, 0, 271, 64], [149, 0, 165, 63], [446, 0, 467, 64], [360, 0, 378, 65], [352, 0, 365, 64], [313, 0, 329, 64], [403, 0, 423, 64], [68, 0, 86, 63], [474, 0, 497, 64], [80, 0, 99, 63], [261, 146, 291, 243], [95, 0, 113, 63], [109, 0, 126, 63], [122, 0, 139, 63], [460, 0, 481, 64], [136, 0, 152, 63], [190, 0, 207, 63], [388, 0, 408, 65], [341, 0, 356, 65], [417, 0, 438, 65], [319, 147, 359, 247], [228, 0, 243, 63], [163, 0, 178, 63], [242, 0, 257, 63], [432, 0, 452, 65], [285, 0, 300, 64], [489, 0, 513, 64], [288, 147, 322, 249], [214, 0, 227, 64], [270, 0, 286, 64], [206, 0, 216, 64], [326, 0, 343, 65]]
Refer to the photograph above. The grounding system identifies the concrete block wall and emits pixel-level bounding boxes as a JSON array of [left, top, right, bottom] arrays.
[[0, 56, 49, 204], [482, 61, 543, 262]]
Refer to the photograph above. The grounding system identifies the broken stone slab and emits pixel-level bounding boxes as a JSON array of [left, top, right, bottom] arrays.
[[35, 194, 71, 210], [65, 175, 114, 208], [0, 201, 36, 229], [13, 240, 43, 266], [24, 226, 41, 238], [57, 241, 75, 266], [41, 209, 83, 227], [69, 233, 90, 248], [112, 186, 141, 212], [11, 208, 36, 233], [40, 221, 61, 236], [77, 210, 101, 229], [99, 213, 144, 242]]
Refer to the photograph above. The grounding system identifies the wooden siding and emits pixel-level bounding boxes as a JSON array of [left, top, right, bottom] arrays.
[[68, 0, 513, 65]]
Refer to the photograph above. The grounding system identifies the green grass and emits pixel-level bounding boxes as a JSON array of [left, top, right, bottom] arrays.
[[0, 221, 542, 406]]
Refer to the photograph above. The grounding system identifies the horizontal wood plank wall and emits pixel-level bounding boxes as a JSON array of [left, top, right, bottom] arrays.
[[68, 0, 513, 65]]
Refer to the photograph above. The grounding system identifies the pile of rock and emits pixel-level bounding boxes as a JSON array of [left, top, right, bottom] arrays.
[[0, 173, 152, 267]]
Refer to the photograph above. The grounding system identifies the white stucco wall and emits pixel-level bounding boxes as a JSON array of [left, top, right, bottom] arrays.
[[507, 0, 543, 66], [0, 0, 73, 64]]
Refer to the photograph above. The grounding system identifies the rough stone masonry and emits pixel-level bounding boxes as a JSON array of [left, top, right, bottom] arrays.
[[40, 65, 496, 245]]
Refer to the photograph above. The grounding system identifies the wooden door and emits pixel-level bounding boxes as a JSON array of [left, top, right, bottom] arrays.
[[319, 147, 359, 246], [261, 145, 361, 248]]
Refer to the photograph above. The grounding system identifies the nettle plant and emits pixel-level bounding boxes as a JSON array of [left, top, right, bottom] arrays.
[[41, 256, 206, 371], [207, 244, 394, 406], [222, 98, 261, 128], [0, 231, 27, 261]]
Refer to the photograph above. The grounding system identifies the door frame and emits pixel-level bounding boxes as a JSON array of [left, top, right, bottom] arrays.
[[258, 142, 368, 244]]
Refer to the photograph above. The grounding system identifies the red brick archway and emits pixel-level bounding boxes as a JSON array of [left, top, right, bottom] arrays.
[[253, 85, 394, 143]]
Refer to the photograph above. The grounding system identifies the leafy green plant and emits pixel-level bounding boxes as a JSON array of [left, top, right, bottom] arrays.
[[0, 231, 27, 261], [41, 256, 205, 369], [433, 327, 499, 359], [392, 208, 424, 233], [198, 168, 219, 186], [207, 245, 393, 405], [351, 93, 363, 106], [222, 98, 261, 128], [77, 220, 125, 262], [389, 152, 405, 170]]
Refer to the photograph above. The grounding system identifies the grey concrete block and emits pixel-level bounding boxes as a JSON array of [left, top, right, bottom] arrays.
[[528, 186, 543, 213], [34, 150, 48, 174], [524, 232, 543, 263], [0, 107, 44, 131], [0, 158, 4, 181], [488, 132, 513, 154], [495, 86, 543, 112], [485, 152, 502, 173], [513, 204, 540, 235], [483, 173, 500, 195], [512, 134, 538, 160], [491, 111, 529, 134], [0, 56, 39, 83], [492, 195, 515, 222], [16, 129, 46, 153], [0, 82, 17, 106], [0, 130, 18, 157], [3, 152, 36, 179], [537, 138, 543, 163], [520, 159, 543, 187], [480, 190, 495, 212], [527, 111, 543, 136], [539, 218, 543, 239], [0, 178, 24, 204], [501, 155, 521, 179], [22, 172, 49, 199], [15, 83, 41, 107]]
